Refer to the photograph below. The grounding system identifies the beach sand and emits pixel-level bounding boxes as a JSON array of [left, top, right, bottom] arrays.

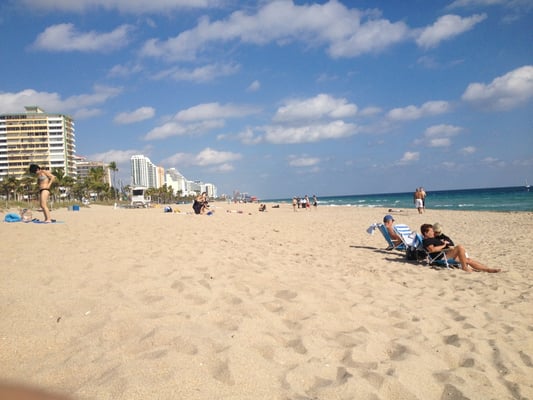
[[1, 203, 532, 400]]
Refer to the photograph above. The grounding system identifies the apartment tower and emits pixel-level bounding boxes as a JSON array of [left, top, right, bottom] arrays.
[[0, 106, 76, 180]]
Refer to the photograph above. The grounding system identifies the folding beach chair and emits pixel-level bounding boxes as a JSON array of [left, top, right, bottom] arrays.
[[405, 233, 460, 269], [376, 223, 405, 250]]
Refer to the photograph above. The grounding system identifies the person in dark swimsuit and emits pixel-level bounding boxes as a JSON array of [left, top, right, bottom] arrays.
[[420, 224, 500, 273], [192, 192, 209, 215], [29, 164, 55, 222]]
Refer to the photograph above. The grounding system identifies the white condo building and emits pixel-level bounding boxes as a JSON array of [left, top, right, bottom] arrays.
[[130, 155, 158, 188], [0, 106, 76, 180]]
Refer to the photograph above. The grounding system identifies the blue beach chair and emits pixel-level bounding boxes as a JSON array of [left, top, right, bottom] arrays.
[[376, 223, 405, 250], [406, 233, 460, 269]]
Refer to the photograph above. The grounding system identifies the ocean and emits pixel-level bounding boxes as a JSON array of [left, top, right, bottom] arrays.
[[266, 186, 533, 212]]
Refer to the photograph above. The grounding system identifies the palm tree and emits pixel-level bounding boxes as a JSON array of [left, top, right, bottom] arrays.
[[108, 161, 118, 200], [1, 175, 19, 205]]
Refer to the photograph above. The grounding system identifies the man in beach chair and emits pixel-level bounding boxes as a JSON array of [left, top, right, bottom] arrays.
[[377, 214, 405, 250]]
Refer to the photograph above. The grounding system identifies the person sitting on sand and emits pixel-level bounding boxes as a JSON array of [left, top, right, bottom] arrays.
[[29, 164, 55, 223], [383, 214, 402, 248], [192, 192, 209, 215], [433, 222, 454, 246], [420, 224, 500, 273], [258, 203, 266, 212]]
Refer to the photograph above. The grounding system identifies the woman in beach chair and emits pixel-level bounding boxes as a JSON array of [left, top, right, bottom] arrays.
[[420, 224, 500, 273]]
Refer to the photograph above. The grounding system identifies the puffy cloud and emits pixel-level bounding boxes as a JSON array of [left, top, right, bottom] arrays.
[[114, 107, 155, 124], [161, 147, 241, 169], [264, 120, 357, 144], [139, 1, 411, 61], [144, 120, 224, 140], [0, 86, 121, 117], [273, 94, 357, 122], [416, 14, 486, 48], [462, 65, 533, 110], [33, 23, 133, 52], [387, 101, 450, 121], [175, 102, 259, 121]]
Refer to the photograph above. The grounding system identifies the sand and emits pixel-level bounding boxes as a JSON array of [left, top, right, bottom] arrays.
[[1, 203, 532, 400]]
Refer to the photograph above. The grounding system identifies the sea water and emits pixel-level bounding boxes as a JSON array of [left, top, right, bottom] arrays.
[[267, 186, 533, 212]]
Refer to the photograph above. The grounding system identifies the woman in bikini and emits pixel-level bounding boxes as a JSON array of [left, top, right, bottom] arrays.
[[29, 164, 55, 222]]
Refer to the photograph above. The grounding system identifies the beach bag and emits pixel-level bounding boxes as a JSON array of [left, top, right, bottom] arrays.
[[406, 247, 425, 261]]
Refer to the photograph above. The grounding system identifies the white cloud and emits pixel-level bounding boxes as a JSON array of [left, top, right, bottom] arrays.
[[288, 156, 321, 167], [175, 102, 259, 121], [462, 65, 533, 110], [247, 80, 261, 92], [161, 147, 242, 169], [139, 1, 411, 61], [416, 14, 486, 48], [144, 120, 224, 140], [0, 86, 121, 117], [33, 23, 133, 52], [88, 149, 141, 164], [264, 121, 357, 144], [19, 0, 221, 13], [398, 151, 420, 164], [461, 146, 477, 154], [273, 94, 357, 122], [414, 124, 462, 147], [153, 63, 240, 83], [387, 101, 450, 121], [114, 107, 155, 124], [108, 63, 143, 78]]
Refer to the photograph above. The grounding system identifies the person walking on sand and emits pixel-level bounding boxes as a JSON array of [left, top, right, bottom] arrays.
[[29, 164, 55, 223]]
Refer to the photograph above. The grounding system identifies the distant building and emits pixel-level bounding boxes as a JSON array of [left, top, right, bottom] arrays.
[[130, 154, 158, 188], [75, 155, 111, 184], [0, 106, 76, 180], [131, 154, 218, 196]]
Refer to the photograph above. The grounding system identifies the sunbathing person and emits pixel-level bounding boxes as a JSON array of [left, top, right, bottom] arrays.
[[192, 192, 209, 215], [420, 224, 500, 273], [383, 214, 402, 248]]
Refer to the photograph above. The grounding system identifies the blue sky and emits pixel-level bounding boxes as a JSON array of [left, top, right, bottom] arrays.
[[1, 0, 532, 199]]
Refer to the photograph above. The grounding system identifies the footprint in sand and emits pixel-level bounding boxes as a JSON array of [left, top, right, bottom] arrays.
[[275, 289, 298, 301], [210, 359, 235, 385]]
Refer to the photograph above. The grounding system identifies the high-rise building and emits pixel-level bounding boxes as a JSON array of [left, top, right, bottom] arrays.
[[130, 154, 158, 188], [75, 155, 111, 184], [0, 106, 76, 180]]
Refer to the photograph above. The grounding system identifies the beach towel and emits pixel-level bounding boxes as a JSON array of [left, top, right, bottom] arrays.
[[4, 213, 22, 222]]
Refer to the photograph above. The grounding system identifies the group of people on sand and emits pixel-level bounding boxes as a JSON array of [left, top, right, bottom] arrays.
[[292, 195, 318, 211], [383, 214, 500, 273]]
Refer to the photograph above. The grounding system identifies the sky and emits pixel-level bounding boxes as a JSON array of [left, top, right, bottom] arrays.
[[1, 0, 532, 199]]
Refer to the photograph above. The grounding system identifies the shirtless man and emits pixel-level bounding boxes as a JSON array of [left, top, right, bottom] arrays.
[[383, 214, 402, 248], [29, 164, 55, 222], [414, 188, 424, 214]]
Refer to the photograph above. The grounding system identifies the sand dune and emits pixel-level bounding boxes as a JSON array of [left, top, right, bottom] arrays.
[[1, 203, 532, 399]]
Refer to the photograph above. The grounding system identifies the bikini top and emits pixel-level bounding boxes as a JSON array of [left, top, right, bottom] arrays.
[[38, 174, 48, 182]]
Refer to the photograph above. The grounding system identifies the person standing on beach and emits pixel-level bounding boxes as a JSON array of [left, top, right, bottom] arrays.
[[414, 188, 424, 214], [420, 187, 427, 210], [29, 164, 55, 223], [312, 194, 318, 209]]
